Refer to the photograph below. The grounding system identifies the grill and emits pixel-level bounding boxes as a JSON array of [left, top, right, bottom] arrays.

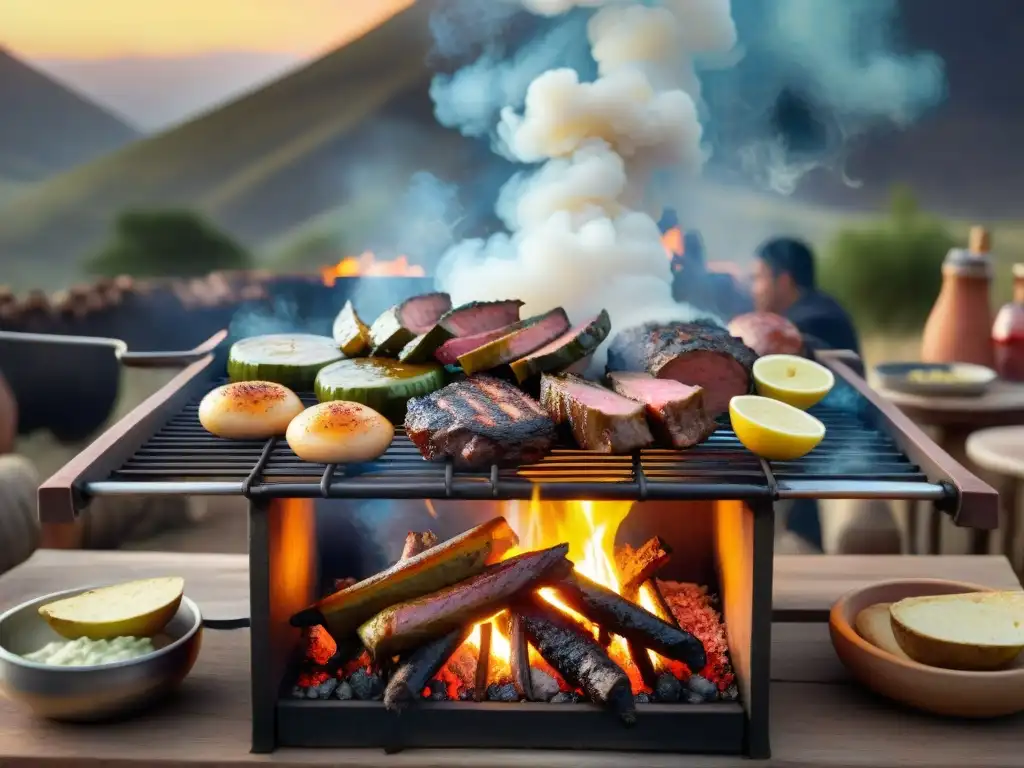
[[101, 381, 943, 504], [31, 328, 998, 760]]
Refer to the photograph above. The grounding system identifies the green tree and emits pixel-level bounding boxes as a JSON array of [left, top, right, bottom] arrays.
[[819, 186, 957, 333], [86, 209, 251, 277]]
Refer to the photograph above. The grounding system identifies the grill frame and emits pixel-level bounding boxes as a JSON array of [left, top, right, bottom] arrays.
[[32, 330, 998, 758], [37, 337, 997, 528]]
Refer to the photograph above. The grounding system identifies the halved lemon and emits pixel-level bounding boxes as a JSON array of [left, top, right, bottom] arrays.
[[753, 354, 835, 410], [730, 395, 825, 461]]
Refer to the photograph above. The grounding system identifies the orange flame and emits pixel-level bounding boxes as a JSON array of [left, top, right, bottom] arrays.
[[320, 251, 426, 286], [662, 227, 684, 258], [463, 492, 652, 691]]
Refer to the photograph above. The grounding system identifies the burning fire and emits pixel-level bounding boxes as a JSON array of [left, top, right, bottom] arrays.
[[662, 227, 684, 258], [463, 494, 665, 692], [320, 251, 425, 286]]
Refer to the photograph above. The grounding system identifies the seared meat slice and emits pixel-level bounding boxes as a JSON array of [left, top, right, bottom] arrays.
[[404, 376, 556, 469], [607, 371, 717, 449], [539, 374, 653, 454], [439, 300, 524, 337], [606, 321, 757, 417]]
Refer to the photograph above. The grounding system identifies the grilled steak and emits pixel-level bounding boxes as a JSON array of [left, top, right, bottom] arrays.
[[607, 371, 717, 449], [540, 373, 653, 454], [606, 321, 757, 417], [727, 312, 803, 357], [458, 308, 570, 375], [439, 300, 524, 337], [404, 376, 556, 469], [434, 317, 533, 365]]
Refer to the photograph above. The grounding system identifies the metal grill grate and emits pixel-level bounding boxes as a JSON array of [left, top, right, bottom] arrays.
[[94, 379, 945, 503]]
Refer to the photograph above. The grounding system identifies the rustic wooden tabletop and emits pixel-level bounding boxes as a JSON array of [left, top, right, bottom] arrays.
[[0, 550, 1021, 768]]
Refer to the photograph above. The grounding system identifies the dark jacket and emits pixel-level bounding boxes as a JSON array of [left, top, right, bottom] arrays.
[[785, 290, 860, 356]]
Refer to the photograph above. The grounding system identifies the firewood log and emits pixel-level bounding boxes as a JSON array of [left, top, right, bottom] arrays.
[[554, 571, 706, 672], [512, 595, 636, 725], [358, 544, 571, 660], [291, 517, 517, 639]]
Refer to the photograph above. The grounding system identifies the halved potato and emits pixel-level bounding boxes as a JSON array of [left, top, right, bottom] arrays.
[[855, 602, 910, 659], [890, 591, 1024, 670], [39, 577, 184, 640]]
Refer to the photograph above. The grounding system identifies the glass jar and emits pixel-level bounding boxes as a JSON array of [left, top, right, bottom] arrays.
[[992, 263, 1024, 381]]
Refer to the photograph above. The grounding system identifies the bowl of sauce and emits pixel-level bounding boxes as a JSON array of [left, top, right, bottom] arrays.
[[0, 585, 202, 721]]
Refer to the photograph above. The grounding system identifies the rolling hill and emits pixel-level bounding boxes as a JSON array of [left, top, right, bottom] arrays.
[[0, 48, 139, 183], [0, 1, 475, 288]]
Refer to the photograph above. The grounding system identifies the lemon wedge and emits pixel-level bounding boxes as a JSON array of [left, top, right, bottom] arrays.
[[753, 354, 834, 410], [730, 395, 825, 460]]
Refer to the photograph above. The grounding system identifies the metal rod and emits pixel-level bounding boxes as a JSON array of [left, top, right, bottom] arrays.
[[84, 480, 243, 495], [0, 328, 226, 368], [775, 480, 948, 501]]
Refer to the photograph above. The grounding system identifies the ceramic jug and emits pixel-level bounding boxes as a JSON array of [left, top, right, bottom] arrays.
[[921, 226, 995, 367]]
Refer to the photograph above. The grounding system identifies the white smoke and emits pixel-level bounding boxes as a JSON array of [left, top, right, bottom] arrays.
[[436, 0, 737, 369]]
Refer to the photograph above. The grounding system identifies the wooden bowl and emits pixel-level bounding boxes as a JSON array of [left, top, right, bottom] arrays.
[[830, 579, 1024, 718]]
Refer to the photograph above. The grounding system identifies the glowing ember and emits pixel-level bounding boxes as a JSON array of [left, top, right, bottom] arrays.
[[320, 251, 426, 286]]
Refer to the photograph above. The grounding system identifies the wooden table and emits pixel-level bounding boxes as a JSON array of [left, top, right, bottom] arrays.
[[967, 425, 1024, 572], [876, 380, 1024, 555], [0, 550, 1021, 768]]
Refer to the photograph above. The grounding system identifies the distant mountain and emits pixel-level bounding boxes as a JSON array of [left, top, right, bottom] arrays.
[[32, 52, 306, 132], [0, 48, 139, 183], [3, 0, 1024, 289]]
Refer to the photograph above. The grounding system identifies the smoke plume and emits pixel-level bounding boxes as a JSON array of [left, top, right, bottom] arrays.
[[426, 0, 945, 367], [434, 1, 733, 368]]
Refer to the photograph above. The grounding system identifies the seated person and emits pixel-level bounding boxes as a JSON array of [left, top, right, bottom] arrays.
[[751, 237, 860, 355], [750, 238, 862, 550], [0, 370, 39, 574]]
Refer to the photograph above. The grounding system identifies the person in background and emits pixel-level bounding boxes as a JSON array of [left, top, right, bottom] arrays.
[[751, 237, 860, 355], [0, 370, 40, 575], [750, 238, 899, 555]]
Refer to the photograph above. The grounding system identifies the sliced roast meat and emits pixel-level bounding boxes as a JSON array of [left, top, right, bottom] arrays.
[[439, 300, 524, 337], [400, 292, 453, 334], [606, 321, 757, 417], [457, 308, 570, 375], [404, 376, 557, 469], [434, 317, 533, 366], [607, 371, 717, 449], [727, 312, 803, 357], [510, 310, 611, 383], [539, 373, 653, 454], [369, 293, 453, 355]]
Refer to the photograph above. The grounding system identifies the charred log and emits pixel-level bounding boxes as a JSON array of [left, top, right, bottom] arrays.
[[383, 627, 469, 713], [502, 612, 535, 701], [554, 571, 706, 672], [616, 537, 672, 600], [358, 544, 571, 660], [401, 530, 438, 561], [473, 622, 492, 702], [513, 595, 636, 726]]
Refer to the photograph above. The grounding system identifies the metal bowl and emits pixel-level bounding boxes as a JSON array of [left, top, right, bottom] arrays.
[[0, 585, 202, 721]]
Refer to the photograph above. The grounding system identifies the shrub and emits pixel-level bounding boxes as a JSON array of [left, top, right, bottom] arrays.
[[818, 187, 957, 333], [86, 209, 251, 278]]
